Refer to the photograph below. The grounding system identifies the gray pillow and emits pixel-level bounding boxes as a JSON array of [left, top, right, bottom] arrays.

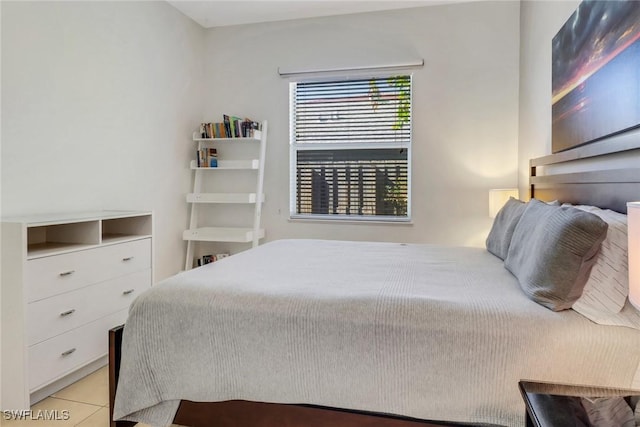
[[486, 197, 526, 260], [504, 199, 608, 311]]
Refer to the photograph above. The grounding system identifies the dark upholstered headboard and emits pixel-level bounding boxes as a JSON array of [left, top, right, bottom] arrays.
[[530, 132, 640, 213]]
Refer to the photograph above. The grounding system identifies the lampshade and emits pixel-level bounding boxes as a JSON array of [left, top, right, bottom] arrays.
[[628, 202, 640, 311], [489, 188, 519, 218]]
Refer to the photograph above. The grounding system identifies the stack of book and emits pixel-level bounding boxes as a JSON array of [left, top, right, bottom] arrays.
[[196, 253, 230, 266], [196, 148, 217, 168], [197, 254, 215, 266], [199, 115, 262, 139]]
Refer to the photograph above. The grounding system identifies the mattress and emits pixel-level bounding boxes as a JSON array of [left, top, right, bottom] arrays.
[[113, 239, 640, 427]]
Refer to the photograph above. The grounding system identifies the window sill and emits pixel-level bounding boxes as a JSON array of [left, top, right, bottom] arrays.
[[288, 215, 413, 226]]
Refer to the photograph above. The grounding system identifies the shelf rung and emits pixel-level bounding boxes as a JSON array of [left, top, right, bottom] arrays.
[[186, 193, 264, 204], [190, 160, 259, 170], [183, 227, 265, 243], [192, 131, 261, 141]]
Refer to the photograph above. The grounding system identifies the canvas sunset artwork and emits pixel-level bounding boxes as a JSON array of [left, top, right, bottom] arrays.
[[552, 0, 640, 153]]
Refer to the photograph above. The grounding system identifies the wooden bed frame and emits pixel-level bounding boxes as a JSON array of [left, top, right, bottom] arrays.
[[529, 132, 640, 212], [109, 137, 640, 427]]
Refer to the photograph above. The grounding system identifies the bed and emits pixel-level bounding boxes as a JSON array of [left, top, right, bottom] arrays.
[[110, 140, 640, 427]]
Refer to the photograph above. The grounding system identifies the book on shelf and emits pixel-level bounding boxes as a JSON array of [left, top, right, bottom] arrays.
[[223, 115, 231, 138], [208, 148, 217, 167], [197, 149, 204, 167], [230, 116, 243, 138], [199, 116, 262, 139], [199, 122, 227, 138], [197, 254, 215, 266], [195, 253, 228, 266], [196, 148, 217, 167], [216, 123, 226, 138]]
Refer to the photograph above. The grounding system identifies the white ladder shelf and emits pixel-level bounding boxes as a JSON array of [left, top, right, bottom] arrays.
[[184, 120, 267, 270]]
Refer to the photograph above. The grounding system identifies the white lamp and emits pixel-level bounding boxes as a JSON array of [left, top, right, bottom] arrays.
[[628, 202, 640, 311], [489, 188, 519, 218]]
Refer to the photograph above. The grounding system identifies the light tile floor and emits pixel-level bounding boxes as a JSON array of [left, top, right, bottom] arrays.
[[0, 366, 151, 427]]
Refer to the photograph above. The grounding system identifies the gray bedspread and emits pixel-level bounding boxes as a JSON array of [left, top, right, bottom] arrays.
[[113, 239, 640, 427]]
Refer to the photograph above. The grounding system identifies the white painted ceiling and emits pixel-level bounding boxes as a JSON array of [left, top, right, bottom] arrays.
[[167, 1, 465, 28]]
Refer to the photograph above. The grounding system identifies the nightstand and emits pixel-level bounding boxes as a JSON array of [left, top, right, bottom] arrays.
[[518, 380, 639, 427]]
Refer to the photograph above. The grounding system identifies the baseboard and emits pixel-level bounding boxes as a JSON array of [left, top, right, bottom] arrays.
[[30, 355, 108, 405]]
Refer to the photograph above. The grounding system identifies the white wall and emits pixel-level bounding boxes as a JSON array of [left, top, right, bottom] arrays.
[[202, 1, 521, 248], [517, 0, 579, 197], [1, 1, 205, 280]]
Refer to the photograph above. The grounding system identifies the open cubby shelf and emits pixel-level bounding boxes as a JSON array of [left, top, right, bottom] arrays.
[[20, 211, 152, 259]]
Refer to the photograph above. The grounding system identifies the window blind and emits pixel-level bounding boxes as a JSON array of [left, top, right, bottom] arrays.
[[293, 77, 411, 144], [291, 75, 411, 219]]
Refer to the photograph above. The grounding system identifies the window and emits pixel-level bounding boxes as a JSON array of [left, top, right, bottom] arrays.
[[290, 75, 412, 221]]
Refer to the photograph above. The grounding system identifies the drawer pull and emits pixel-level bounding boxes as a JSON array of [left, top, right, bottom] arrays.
[[60, 309, 76, 317], [61, 348, 76, 357], [122, 289, 135, 295], [59, 270, 75, 277], [122, 257, 134, 262]]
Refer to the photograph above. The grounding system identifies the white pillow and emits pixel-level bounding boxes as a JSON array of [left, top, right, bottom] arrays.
[[571, 205, 629, 318], [577, 299, 640, 330]]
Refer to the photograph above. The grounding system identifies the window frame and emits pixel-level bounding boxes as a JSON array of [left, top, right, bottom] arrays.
[[289, 74, 413, 222]]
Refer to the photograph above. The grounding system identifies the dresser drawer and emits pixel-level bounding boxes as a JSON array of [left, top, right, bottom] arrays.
[[26, 238, 151, 302], [28, 309, 128, 391], [25, 249, 97, 303], [99, 238, 151, 280], [27, 269, 151, 346]]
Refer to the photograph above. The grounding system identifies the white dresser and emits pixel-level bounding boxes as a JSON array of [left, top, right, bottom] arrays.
[[1, 211, 152, 410]]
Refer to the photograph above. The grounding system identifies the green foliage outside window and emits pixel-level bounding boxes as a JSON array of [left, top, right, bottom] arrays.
[[368, 75, 411, 131]]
